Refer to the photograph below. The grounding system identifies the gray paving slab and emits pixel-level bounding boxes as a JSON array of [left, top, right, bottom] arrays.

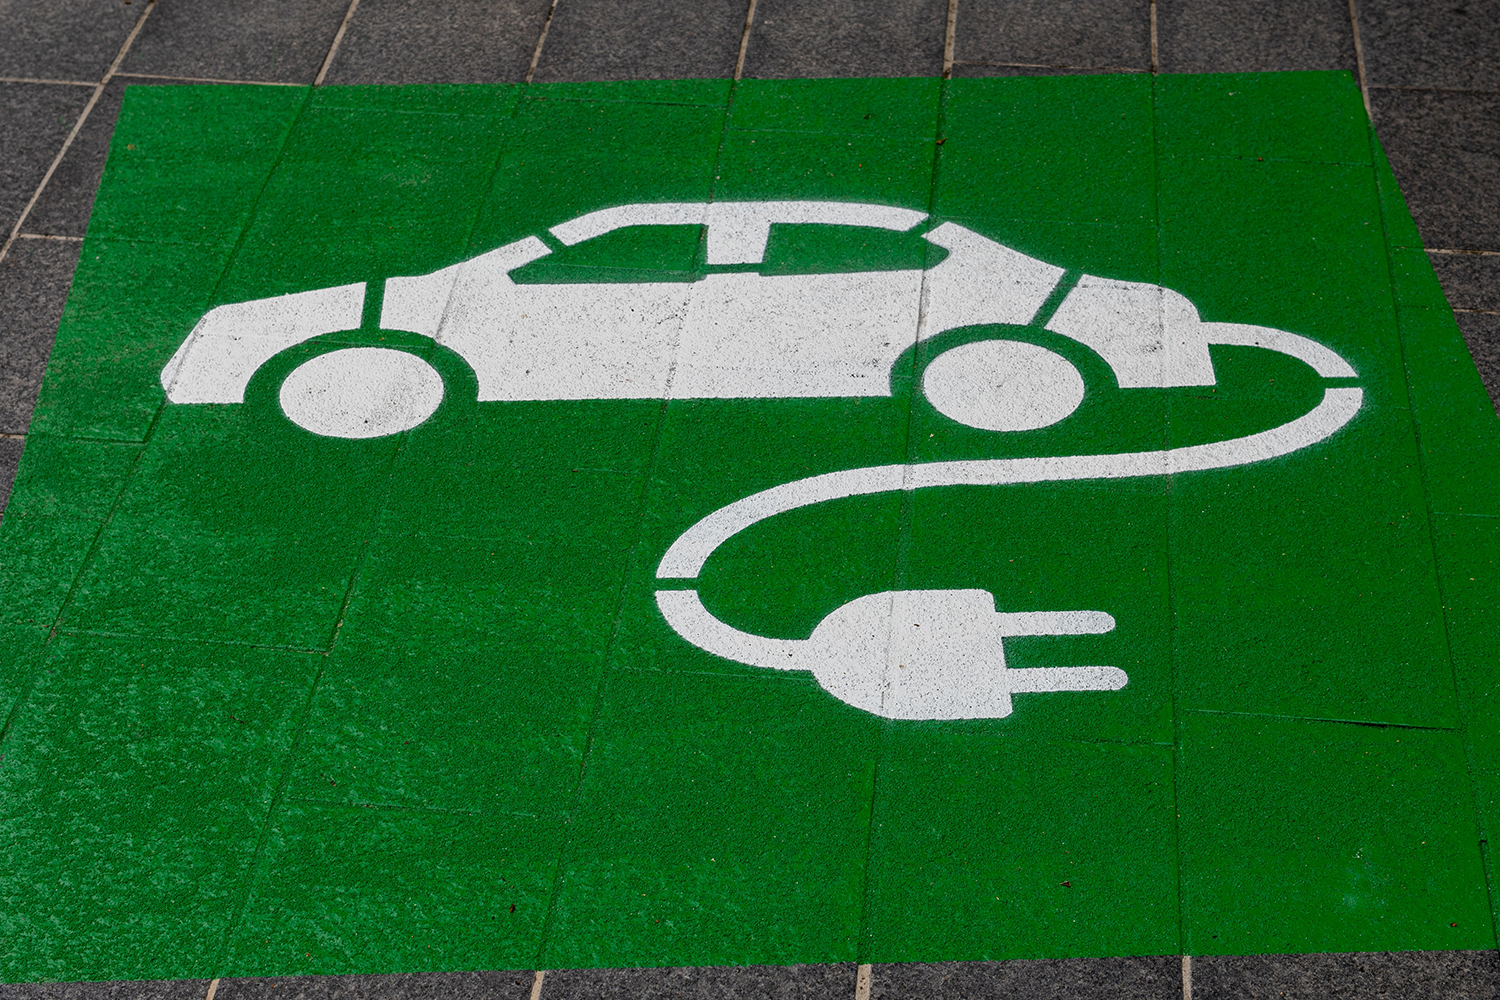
[[1190, 948, 1500, 999], [740, 0, 946, 79], [869, 957, 1180, 999], [118, 0, 350, 84], [1457, 311, 1500, 412], [322, 0, 549, 85], [531, 0, 745, 82], [0, 979, 209, 1000], [540, 963, 856, 1000], [1156, 0, 1356, 73], [948, 0, 1149, 75], [0, 82, 91, 237], [1372, 86, 1500, 251], [213, 971, 534, 1000], [0, 236, 79, 437], [1432, 252, 1500, 312], [21, 79, 129, 239], [0, 0, 141, 82], [1355, 0, 1500, 91]]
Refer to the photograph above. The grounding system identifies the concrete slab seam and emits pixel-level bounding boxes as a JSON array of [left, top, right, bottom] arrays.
[[0, 0, 155, 267], [525, 0, 562, 85], [115, 71, 305, 87], [942, 0, 957, 79], [1348, 0, 1373, 117], [733, 0, 758, 82], [0, 76, 96, 87], [314, 0, 363, 87]]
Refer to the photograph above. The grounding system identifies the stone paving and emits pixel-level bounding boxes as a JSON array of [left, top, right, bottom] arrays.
[[2, 2, 1500, 998]]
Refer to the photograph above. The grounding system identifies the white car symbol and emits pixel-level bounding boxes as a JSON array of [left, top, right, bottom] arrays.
[[158, 200, 1362, 721]]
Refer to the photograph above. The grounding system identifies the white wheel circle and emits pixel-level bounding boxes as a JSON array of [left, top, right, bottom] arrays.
[[922, 339, 1085, 432], [279, 347, 444, 439]]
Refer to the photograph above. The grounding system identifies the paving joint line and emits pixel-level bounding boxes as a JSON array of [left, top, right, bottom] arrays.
[[0, 0, 155, 268], [0, 75, 95, 86], [942, 0, 957, 79], [733, 0, 758, 81], [1148, 0, 1159, 74], [314, 0, 361, 86], [116, 71, 304, 87], [525, 0, 561, 84], [952, 59, 1146, 73], [1348, 0, 1372, 117]]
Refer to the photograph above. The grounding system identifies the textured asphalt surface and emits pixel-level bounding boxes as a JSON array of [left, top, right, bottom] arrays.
[[2, 1, 1499, 997]]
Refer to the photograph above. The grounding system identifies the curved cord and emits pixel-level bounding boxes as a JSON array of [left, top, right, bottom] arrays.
[[657, 387, 1363, 580]]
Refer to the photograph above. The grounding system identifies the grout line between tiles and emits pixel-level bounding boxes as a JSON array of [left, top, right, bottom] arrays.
[[733, 0, 758, 81], [116, 71, 304, 87], [0, 0, 155, 268], [0, 75, 96, 86], [952, 59, 1146, 73], [854, 964, 871, 1000], [530, 969, 546, 1000], [1149, 0, 1159, 74], [526, 0, 562, 84], [315, 0, 361, 86], [942, 0, 958, 79], [1348, 0, 1372, 117]]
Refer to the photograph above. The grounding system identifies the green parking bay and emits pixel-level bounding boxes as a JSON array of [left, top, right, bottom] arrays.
[[3, 71, 1499, 982]]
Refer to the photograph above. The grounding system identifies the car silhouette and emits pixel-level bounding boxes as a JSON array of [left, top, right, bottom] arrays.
[[159, 199, 1351, 440]]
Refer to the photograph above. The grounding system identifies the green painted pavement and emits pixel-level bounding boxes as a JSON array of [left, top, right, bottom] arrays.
[[1, 72, 1498, 983]]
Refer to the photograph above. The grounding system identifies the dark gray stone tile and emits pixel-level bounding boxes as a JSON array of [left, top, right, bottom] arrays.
[[0, 0, 141, 81], [0, 82, 91, 236], [214, 971, 534, 1000], [741, 0, 946, 79], [1372, 87, 1500, 251], [119, 0, 351, 84], [0, 236, 80, 435], [950, 0, 1149, 75], [1432, 252, 1500, 311], [1458, 310, 1500, 413], [541, 964, 856, 1000], [1157, 0, 1356, 73], [323, 0, 549, 84], [0, 432, 23, 517], [1191, 948, 1500, 999], [532, 0, 745, 82], [0, 980, 209, 1000], [22, 78, 129, 239], [1356, 0, 1500, 91], [870, 957, 1179, 1000]]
